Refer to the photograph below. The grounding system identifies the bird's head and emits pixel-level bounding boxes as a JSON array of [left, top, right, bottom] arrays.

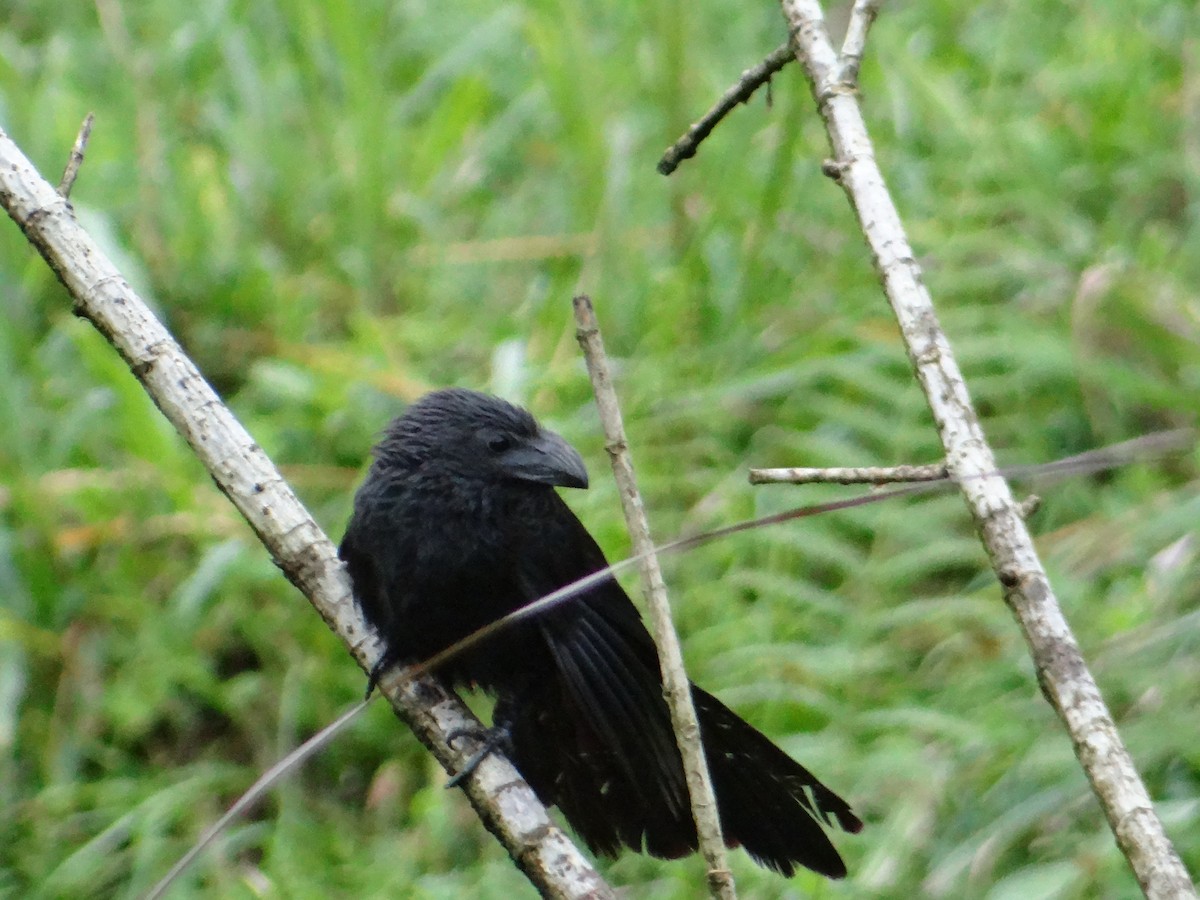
[[373, 388, 589, 489]]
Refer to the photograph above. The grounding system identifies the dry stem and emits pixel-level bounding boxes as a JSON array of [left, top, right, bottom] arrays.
[[572, 296, 736, 900]]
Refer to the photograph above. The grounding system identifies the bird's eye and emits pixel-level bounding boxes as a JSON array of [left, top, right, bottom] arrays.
[[487, 434, 512, 453]]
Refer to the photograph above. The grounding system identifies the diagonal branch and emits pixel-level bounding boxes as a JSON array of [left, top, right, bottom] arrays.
[[778, 2, 1197, 897], [0, 124, 613, 900]]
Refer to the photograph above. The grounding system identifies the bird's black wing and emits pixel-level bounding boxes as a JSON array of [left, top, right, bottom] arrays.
[[504, 491, 698, 859], [506, 492, 861, 876]]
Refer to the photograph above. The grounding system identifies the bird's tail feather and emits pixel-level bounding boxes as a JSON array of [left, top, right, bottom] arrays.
[[694, 686, 862, 878]]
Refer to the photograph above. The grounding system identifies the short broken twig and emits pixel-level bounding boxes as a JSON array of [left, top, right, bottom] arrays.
[[1015, 494, 1041, 520], [58, 112, 95, 199], [658, 44, 795, 176], [837, 0, 885, 86]]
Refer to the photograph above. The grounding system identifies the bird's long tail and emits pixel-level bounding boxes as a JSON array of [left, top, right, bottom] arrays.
[[503, 601, 861, 878], [694, 686, 863, 878]]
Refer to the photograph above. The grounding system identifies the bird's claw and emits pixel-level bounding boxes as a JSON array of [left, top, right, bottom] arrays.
[[364, 650, 401, 700], [444, 724, 512, 789]]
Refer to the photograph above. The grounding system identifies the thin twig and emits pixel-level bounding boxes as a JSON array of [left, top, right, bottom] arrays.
[[0, 125, 613, 900], [658, 43, 795, 176], [57, 112, 94, 199], [752, 430, 1194, 488], [779, 1, 1197, 896], [836, 0, 884, 86], [751, 428, 1193, 486], [572, 296, 736, 900], [750, 461, 947, 484]]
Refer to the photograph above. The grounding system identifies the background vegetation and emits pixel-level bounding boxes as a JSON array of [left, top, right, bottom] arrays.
[[2, 0, 1197, 897]]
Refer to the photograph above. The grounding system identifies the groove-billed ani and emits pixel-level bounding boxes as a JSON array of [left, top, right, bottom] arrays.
[[339, 388, 862, 878]]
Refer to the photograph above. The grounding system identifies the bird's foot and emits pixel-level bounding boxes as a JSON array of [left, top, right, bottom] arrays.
[[364, 650, 399, 700], [444, 723, 513, 789]]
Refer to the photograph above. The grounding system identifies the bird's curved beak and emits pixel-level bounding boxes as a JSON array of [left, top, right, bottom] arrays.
[[503, 429, 589, 489]]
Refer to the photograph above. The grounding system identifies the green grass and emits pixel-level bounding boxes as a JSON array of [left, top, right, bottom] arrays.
[[2, 0, 1198, 897]]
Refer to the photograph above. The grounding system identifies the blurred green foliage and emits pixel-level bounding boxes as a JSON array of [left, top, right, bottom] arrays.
[[1, 0, 1198, 897]]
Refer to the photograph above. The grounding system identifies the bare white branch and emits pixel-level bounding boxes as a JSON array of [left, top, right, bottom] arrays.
[[0, 125, 613, 900], [778, 2, 1196, 896]]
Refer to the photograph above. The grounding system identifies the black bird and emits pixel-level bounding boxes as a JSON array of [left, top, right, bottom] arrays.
[[339, 388, 862, 878]]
